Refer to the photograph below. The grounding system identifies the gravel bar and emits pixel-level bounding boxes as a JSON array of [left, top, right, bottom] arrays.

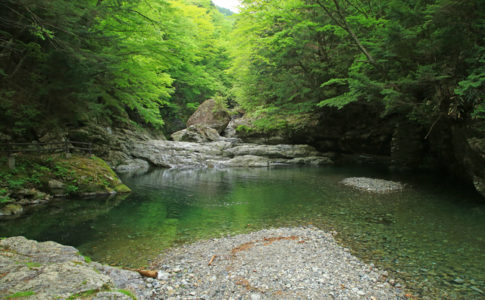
[[148, 227, 405, 299], [341, 177, 405, 193]]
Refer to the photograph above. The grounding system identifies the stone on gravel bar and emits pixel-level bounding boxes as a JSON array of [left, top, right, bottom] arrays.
[[341, 177, 405, 193]]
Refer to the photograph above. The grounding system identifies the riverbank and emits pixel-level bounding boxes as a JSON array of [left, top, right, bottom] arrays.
[[0, 227, 405, 299]]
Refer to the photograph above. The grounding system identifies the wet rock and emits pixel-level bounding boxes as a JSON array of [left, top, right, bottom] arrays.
[[341, 177, 404, 193], [186, 99, 231, 134]]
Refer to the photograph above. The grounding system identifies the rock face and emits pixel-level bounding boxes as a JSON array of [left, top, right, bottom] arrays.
[[68, 124, 163, 167], [186, 99, 231, 133], [130, 140, 334, 169], [0, 237, 150, 299]]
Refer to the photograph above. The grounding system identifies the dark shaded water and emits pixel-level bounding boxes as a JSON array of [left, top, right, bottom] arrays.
[[1, 166, 484, 299]]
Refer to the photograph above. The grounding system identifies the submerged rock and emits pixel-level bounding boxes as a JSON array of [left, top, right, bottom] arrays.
[[0, 237, 150, 299], [341, 177, 405, 193]]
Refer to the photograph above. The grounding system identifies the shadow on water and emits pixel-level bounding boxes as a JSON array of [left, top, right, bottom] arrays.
[[1, 166, 484, 299]]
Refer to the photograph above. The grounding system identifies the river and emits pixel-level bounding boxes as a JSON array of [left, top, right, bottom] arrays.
[[1, 166, 484, 299]]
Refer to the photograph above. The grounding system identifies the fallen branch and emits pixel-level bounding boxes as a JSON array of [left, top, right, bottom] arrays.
[[208, 255, 217, 266], [136, 269, 158, 278]]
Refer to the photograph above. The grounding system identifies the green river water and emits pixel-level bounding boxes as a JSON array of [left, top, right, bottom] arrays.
[[1, 166, 485, 299]]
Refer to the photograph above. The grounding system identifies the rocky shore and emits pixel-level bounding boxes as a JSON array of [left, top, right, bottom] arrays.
[[1, 228, 406, 299]]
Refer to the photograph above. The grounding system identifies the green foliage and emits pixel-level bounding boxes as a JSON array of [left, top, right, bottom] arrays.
[[0, 188, 11, 203], [116, 289, 137, 300], [230, 0, 485, 131], [0, 0, 233, 137]]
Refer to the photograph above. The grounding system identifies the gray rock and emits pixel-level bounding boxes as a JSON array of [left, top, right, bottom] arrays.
[[48, 179, 64, 190], [157, 271, 170, 280], [48, 179, 66, 197], [116, 159, 150, 175], [186, 99, 231, 133], [93, 291, 133, 300], [130, 140, 334, 169], [223, 144, 321, 158], [222, 155, 270, 167], [171, 125, 222, 143], [0, 237, 151, 300]]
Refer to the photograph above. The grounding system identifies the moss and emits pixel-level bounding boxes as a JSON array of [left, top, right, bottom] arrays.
[[4, 291, 36, 299], [66, 289, 99, 300], [25, 262, 42, 269], [0, 154, 130, 209], [114, 184, 131, 193], [116, 289, 137, 300]]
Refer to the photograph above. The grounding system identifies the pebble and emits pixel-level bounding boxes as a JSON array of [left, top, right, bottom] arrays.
[[146, 227, 405, 299]]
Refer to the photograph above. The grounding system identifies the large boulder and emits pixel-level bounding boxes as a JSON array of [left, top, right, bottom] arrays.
[[171, 125, 221, 142], [0, 236, 151, 299], [186, 99, 231, 133]]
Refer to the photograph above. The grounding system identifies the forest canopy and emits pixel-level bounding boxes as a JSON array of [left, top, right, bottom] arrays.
[[229, 0, 485, 131], [0, 0, 232, 137], [0, 0, 483, 138]]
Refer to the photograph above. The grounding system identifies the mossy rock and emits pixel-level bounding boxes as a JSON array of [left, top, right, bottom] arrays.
[[114, 184, 131, 193], [52, 155, 129, 196]]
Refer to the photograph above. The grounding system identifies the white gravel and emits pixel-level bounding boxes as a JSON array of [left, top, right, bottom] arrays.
[[148, 227, 405, 299], [341, 177, 405, 193]]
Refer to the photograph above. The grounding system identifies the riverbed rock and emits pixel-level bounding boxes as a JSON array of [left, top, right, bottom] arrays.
[[0, 237, 150, 300], [186, 99, 231, 133], [130, 140, 334, 169], [223, 144, 322, 158], [171, 125, 222, 142], [341, 177, 405, 193]]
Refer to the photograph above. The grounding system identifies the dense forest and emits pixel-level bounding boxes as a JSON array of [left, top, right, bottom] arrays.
[[0, 0, 233, 137], [1, 0, 483, 139]]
